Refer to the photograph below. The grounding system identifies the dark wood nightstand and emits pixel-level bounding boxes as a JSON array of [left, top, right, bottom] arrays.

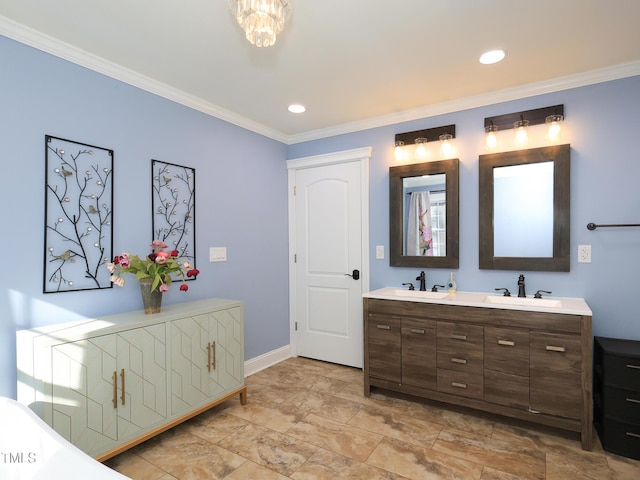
[[593, 336, 640, 460]]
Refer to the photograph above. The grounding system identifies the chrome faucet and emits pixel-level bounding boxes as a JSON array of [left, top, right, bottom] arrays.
[[416, 271, 427, 291], [517, 274, 526, 297]]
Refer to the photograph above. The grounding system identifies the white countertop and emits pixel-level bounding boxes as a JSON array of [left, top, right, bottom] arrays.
[[363, 287, 592, 316]]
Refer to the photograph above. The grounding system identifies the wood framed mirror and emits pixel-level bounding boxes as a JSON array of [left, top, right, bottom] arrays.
[[390, 159, 459, 268], [479, 144, 570, 271]]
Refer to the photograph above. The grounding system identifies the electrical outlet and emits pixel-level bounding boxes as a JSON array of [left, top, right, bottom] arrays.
[[577, 245, 591, 263], [376, 245, 384, 259]]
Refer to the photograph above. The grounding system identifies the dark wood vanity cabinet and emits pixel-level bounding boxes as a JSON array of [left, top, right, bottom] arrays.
[[593, 336, 640, 460], [363, 297, 593, 450]]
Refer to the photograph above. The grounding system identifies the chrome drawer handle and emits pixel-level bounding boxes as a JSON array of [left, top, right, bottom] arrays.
[[626, 398, 640, 404], [451, 334, 467, 341], [498, 339, 515, 347], [377, 325, 391, 330], [626, 432, 640, 439], [546, 345, 566, 353], [450, 357, 467, 364], [626, 364, 640, 370], [410, 328, 425, 334], [451, 382, 467, 389]]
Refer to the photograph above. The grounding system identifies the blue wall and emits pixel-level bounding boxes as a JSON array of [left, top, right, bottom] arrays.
[[3, 32, 640, 399], [289, 76, 640, 345], [1, 36, 289, 398]]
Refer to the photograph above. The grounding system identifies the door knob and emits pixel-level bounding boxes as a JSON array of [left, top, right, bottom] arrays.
[[345, 269, 360, 280]]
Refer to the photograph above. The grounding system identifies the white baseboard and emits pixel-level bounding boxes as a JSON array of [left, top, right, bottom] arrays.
[[244, 344, 292, 377]]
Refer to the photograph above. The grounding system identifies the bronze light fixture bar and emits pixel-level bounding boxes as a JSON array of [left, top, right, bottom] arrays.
[[484, 104, 564, 131], [395, 124, 456, 146]]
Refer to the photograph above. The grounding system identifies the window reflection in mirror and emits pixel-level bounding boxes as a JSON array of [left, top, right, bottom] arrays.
[[403, 174, 446, 256], [494, 162, 553, 257], [390, 159, 459, 268]]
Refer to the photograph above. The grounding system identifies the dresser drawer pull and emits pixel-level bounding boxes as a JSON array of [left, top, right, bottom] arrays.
[[626, 364, 640, 370], [546, 345, 566, 353], [498, 339, 515, 347], [450, 357, 467, 364], [377, 325, 391, 330], [626, 398, 640, 404], [626, 432, 640, 439], [451, 381, 467, 389], [410, 328, 425, 334], [451, 334, 467, 341]]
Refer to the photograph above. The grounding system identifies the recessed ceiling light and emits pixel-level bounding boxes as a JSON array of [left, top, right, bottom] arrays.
[[479, 50, 506, 65], [288, 104, 306, 113]]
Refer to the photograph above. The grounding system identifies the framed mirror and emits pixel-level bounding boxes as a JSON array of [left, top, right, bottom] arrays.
[[479, 144, 570, 271], [390, 159, 459, 268]]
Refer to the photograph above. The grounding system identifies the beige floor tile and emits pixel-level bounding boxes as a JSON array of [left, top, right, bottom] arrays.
[[286, 412, 383, 462], [291, 448, 411, 480], [404, 400, 495, 437], [217, 422, 319, 476], [367, 436, 483, 480], [433, 428, 545, 479], [103, 451, 168, 480], [132, 428, 246, 480], [224, 460, 291, 480], [605, 452, 640, 480], [288, 388, 363, 423], [224, 397, 308, 432], [348, 406, 442, 448], [480, 466, 535, 479]]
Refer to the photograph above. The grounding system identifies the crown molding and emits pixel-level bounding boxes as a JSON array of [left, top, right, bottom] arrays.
[[3, 15, 639, 147]]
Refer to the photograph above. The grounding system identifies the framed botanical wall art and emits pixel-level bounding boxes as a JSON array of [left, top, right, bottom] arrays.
[[44, 136, 114, 293], [151, 159, 196, 273]]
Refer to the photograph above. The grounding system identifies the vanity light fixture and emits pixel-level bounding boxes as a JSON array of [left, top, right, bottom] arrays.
[[439, 133, 454, 157], [484, 104, 564, 150], [393, 124, 456, 161], [414, 137, 428, 160], [513, 118, 529, 148], [485, 122, 499, 150], [545, 114, 564, 141], [394, 140, 405, 162]]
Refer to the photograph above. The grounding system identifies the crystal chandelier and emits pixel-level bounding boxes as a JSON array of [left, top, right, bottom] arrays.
[[228, 0, 291, 47]]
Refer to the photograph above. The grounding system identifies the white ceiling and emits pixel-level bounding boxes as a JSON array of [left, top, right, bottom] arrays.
[[2, 1, 640, 144]]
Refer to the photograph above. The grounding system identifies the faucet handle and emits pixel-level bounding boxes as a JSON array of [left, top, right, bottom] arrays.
[[431, 284, 445, 292], [534, 290, 552, 298], [402, 282, 415, 291], [495, 287, 511, 297]]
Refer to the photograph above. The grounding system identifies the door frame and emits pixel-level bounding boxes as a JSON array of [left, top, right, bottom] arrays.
[[286, 147, 372, 360]]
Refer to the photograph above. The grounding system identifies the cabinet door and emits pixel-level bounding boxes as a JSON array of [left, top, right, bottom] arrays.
[[484, 326, 529, 409], [367, 314, 401, 383], [530, 331, 582, 418], [170, 308, 244, 415], [52, 335, 118, 457], [115, 324, 167, 441], [401, 319, 436, 389]]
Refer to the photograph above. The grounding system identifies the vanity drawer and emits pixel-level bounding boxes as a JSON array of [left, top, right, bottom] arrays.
[[484, 326, 529, 377], [437, 369, 483, 399], [437, 322, 483, 373]]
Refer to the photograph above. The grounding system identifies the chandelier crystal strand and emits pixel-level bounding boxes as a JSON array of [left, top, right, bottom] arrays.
[[229, 0, 291, 47]]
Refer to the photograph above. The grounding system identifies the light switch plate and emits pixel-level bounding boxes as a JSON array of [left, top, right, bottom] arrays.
[[376, 245, 384, 259], [209, 247, 227, 262]]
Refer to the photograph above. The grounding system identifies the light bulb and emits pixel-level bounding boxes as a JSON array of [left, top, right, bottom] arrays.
[[439, 134, 453, 157], [513, 120, 529, 148], [546, 114, 563, 142], [485, 124, 498, 150], [394, 141, 405, 162]]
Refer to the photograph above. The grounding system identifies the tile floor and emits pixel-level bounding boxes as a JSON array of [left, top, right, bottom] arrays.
[[105, 357, 640, 479]]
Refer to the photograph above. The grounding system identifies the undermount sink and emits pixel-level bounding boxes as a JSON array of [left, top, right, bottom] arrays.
[[389, 289, 450, 300], [484, 295, 562, 308]]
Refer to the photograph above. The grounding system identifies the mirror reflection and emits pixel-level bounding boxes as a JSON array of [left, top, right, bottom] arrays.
[[493, 162, 553, 257], [479, 144, 570, 271], [390, 159, 459, 269], [403, 174, 446, 256]]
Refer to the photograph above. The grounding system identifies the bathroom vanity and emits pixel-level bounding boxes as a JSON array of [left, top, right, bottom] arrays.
[[363, 288, 593, 450]]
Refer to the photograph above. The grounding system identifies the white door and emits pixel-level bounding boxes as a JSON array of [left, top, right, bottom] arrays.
[[287, 147, 371, 368]]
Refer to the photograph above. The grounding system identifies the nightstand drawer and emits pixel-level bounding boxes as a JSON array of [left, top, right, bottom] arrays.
[[603, 355, 640, 390], [603, 386, 640, 422], [594, 417, 640, 461]]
